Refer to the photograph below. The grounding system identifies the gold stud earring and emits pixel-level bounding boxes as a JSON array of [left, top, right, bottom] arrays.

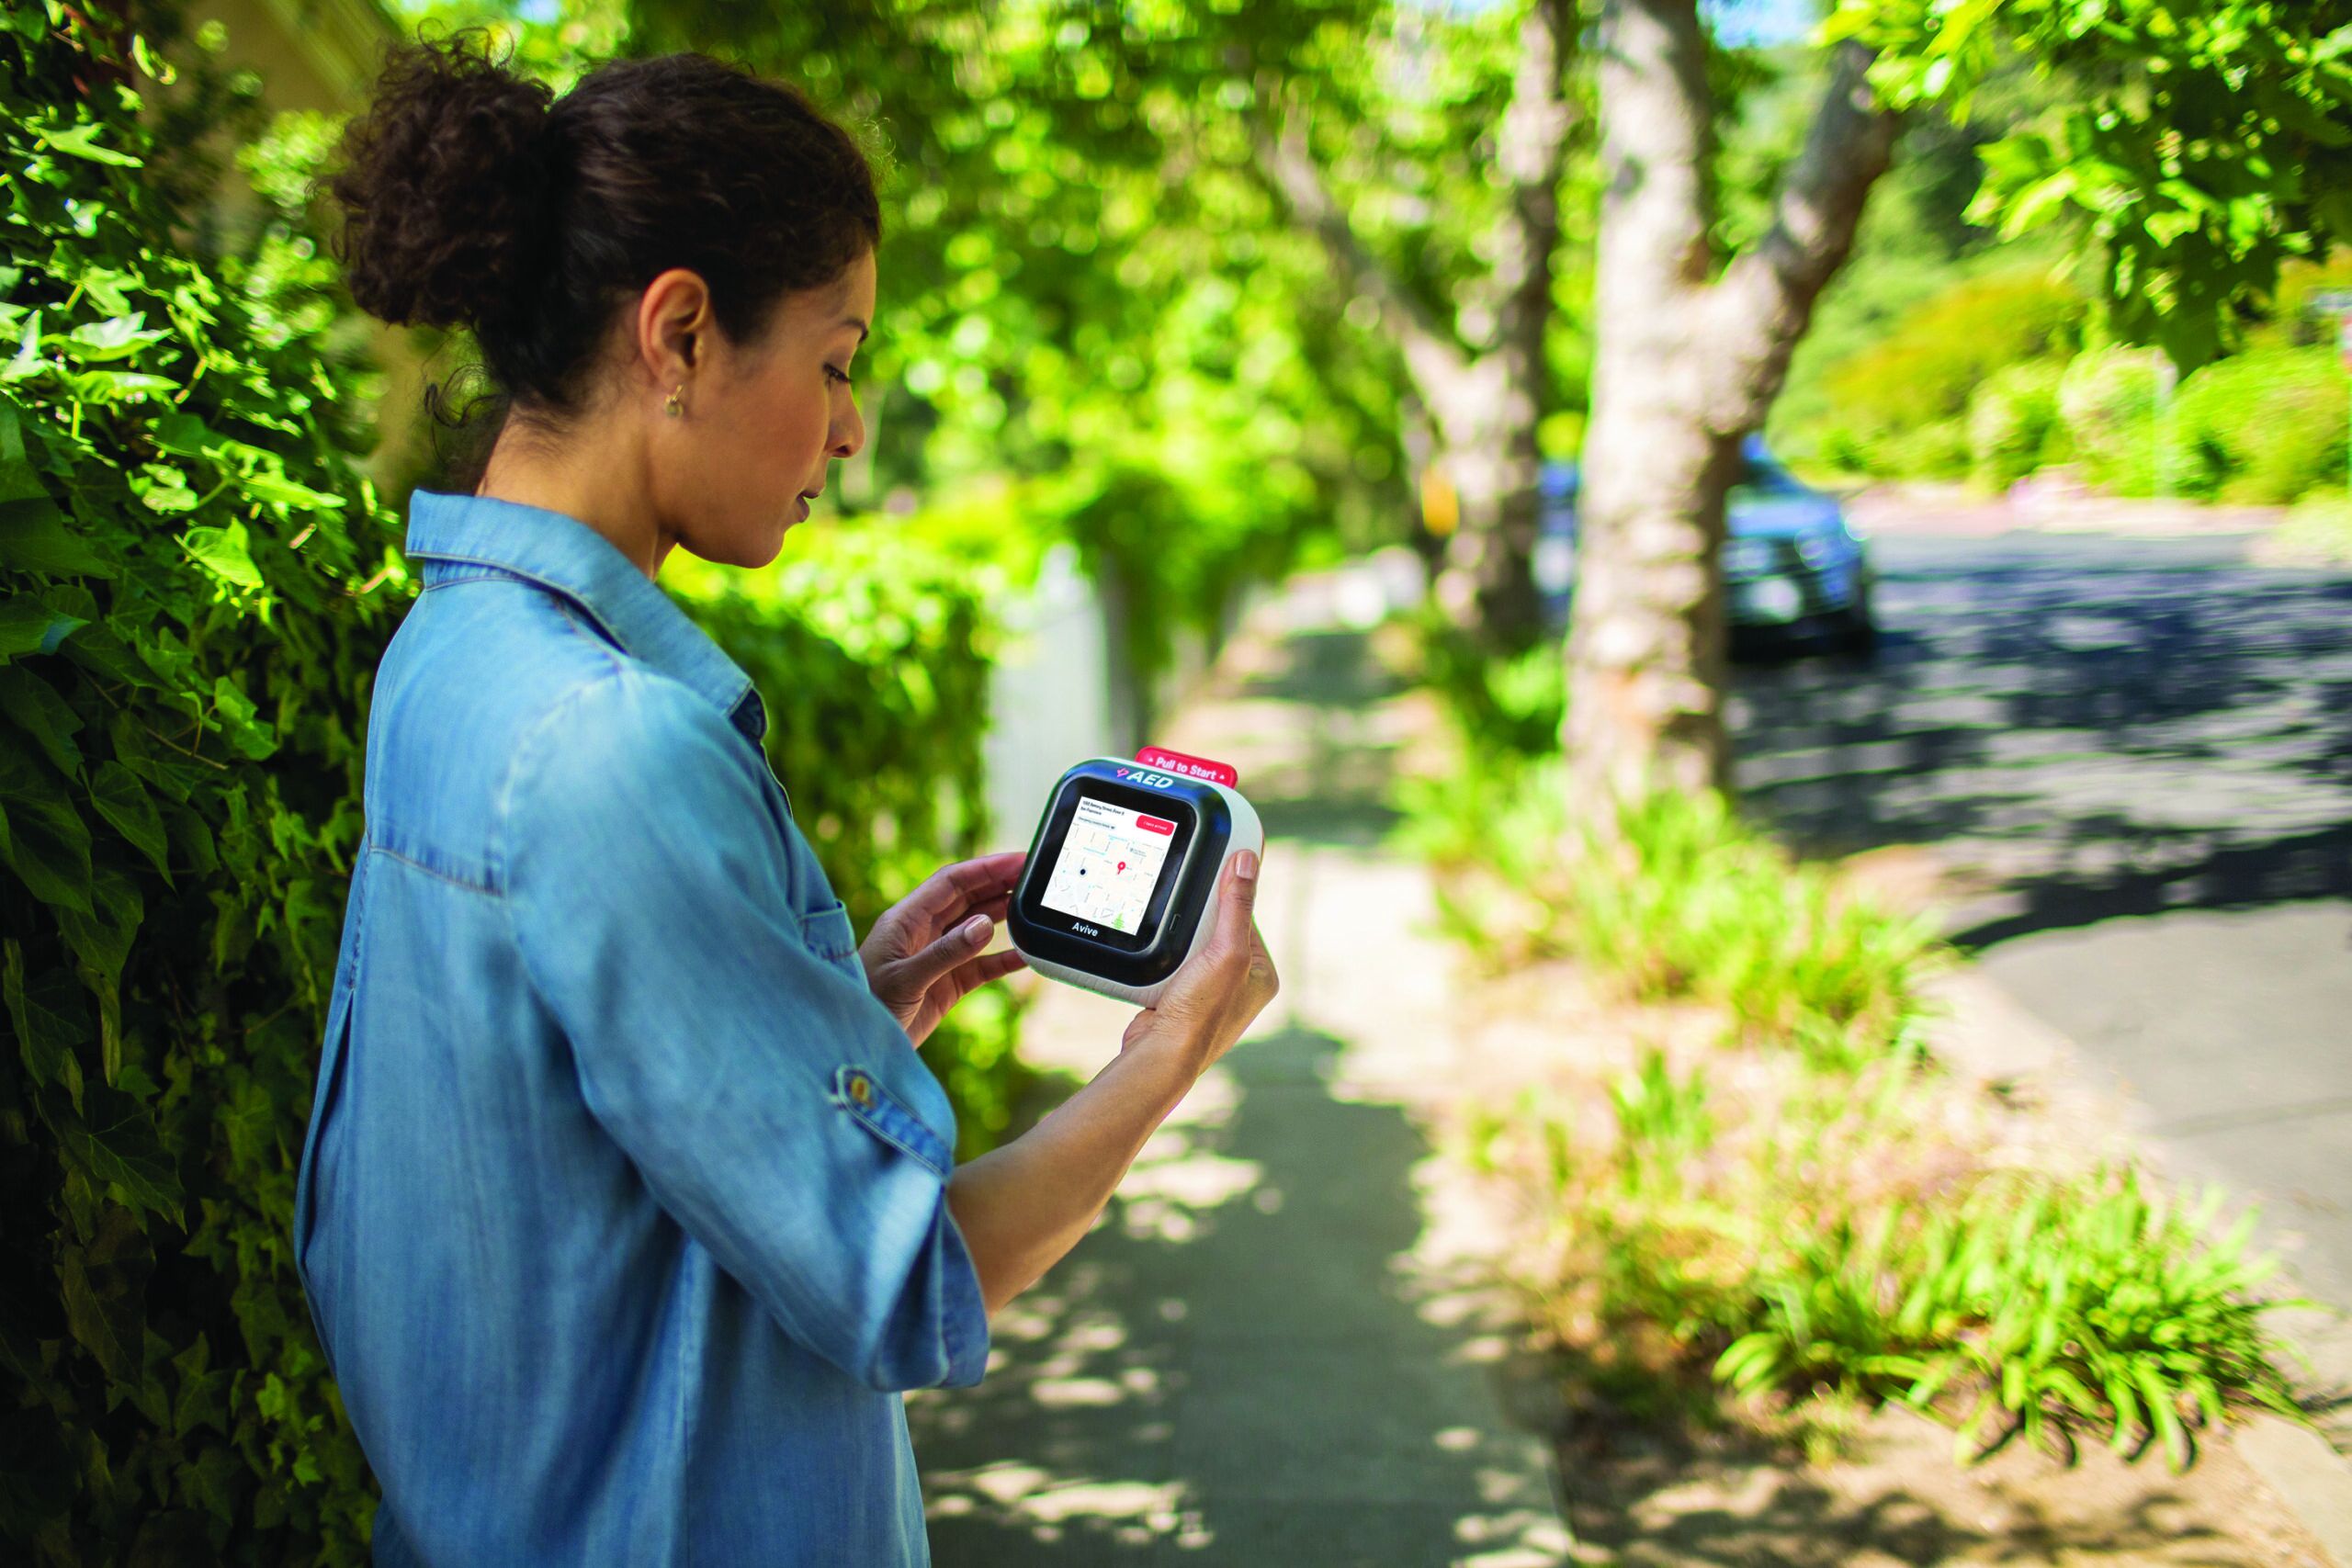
[[664, 385, 684, 418]]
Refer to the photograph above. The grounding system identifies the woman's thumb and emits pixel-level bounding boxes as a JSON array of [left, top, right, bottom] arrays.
[[1208, 849, 1260, 952]]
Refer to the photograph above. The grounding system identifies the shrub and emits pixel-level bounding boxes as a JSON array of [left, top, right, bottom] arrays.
[[1967, 358, 2069, 490], [1410, 610, 1566, 761], [2, 12, 401, 1561], [2056, 345, 2166, 494], [1813, 266, 2087, 477], [2169, 347, 2349, 504]]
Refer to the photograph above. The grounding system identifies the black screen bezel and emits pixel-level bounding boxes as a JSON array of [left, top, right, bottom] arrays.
[[1016, 776, 1200, 953]]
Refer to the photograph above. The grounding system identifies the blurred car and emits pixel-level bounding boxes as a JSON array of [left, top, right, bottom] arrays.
[[1533, 434, 1877, 654]]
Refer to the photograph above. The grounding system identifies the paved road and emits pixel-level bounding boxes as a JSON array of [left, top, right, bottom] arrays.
[[1731, 531, 2352, 1303]]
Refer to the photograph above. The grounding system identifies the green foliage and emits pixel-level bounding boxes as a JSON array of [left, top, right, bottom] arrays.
[[1806, 264, 2086, 478], [2168, 347, 2350, 505], [1054, 454, 1312, 716], [1718, 1168, 2305, 1471], [618, 0, 1417, 673], [2054, 344, 2167, 494], [1400, 756, 1944, 1069], [1966, 356, 2069, 490], [1831, 0, 2352, 371], [1, 6, 404, 1560], [1408, 610, 1566, 761], [1470, 1037, 2307, 1470]]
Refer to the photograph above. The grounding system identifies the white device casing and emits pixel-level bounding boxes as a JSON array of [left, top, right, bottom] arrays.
[[1012, 763, 1264, 1009]]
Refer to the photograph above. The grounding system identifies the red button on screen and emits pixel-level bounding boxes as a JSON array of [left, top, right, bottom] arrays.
[[1136, 814, 1177, 836]]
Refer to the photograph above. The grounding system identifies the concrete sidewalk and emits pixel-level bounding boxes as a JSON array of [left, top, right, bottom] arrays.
[[906, 615, 1571, 1566]]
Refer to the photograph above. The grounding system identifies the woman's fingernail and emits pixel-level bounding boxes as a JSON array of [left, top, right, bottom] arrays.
[[1235, 851, 1258, 882], [962, 914, 992, 942]]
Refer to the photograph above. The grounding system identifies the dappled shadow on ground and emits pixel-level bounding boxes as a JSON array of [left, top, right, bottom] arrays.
[[1234, 626, 1413, 711], [907, 1026, 1560, 1565], [1553, 1404, 2316, 1567], [1729, 535, 2352, 949], [1225, 626, 1409, 848]]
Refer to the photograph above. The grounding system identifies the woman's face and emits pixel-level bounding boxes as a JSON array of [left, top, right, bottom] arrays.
[[669, 249, 876, 568]]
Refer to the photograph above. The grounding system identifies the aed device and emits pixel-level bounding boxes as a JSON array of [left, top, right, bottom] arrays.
[[1007, 747, 1264, 1007]]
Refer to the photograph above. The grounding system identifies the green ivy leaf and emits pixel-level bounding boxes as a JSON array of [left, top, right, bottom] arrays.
[[62, 313, 171, 363], [167, 803, 217, 876], [180, 520, 263, 590], [145, 410, 221, 459], [60, 860, 144, 991], [59, 864, 142, 1089], [169, 1336, 228, 1441], [0, 592, 91, 659], [2, 308, 42, 384], [89, 760, 171, 883], [51, 1086, 181, 1227], [210, 673, 277, 760], [29, 120, 146, 168], [62, 618, 165, 691], [0, 497, 116, 577], [239, 469, 346, 513], [183, 1442, 240, 1525], [60, 1248, 136, 1383], [6, 935, 88, 1106], [0, 742, 94, 913], [65, 368, 178, 404], [0, 391, 51, 503], [0, 665, 86, 782]]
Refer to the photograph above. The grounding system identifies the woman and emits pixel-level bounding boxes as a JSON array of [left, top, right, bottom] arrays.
[[292, 35, 1277, 1565]]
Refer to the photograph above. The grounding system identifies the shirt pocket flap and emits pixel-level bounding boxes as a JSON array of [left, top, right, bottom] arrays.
[[797, 897, 862, 978], [831, 1065, 952, 1178]]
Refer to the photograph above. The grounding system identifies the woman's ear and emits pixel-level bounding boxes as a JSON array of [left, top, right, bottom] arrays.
[[635, 267, 715, 391]]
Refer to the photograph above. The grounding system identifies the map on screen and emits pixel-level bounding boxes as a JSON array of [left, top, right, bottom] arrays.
[[1040, 795, 1179, 934]]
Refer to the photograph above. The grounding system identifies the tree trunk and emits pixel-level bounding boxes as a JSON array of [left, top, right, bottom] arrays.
[[1257, 0, 1574, 656], [1566, 1, 1897, 806], [1429, 378, 1546, 648], [1430, 0, 1573, 652]]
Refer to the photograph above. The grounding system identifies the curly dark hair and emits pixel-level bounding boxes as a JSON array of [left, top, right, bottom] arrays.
[[329, 30, 881, 477]]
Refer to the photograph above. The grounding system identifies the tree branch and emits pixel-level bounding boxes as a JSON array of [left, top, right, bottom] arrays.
[[1249, 98, 1473, 406], [1483, 0, 1577, 419], [1700, 39, 1902, 434]]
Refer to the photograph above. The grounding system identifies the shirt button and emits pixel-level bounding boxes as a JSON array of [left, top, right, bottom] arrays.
[[848, 1074, 873, 1107]]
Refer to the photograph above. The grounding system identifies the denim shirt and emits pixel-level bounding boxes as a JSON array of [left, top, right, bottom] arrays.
[[291, 489, 989, 1566]]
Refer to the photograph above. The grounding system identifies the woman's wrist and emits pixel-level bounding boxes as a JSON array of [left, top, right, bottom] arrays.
[[1116, 1016, 1220, 1092]]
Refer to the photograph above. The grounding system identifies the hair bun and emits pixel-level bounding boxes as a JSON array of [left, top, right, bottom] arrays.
[[329, 32, 557, 333]]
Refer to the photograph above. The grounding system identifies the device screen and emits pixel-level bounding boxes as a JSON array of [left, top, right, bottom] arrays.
[[1039, 795, 1181, 935]]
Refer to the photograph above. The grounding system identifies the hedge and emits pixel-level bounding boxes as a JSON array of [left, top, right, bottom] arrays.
[[1, 4, 397, 1557], [2, 6, 1020, 1560]]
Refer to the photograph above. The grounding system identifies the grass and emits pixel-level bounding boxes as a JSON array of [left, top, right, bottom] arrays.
[[2257, 491, 2352, 568], [1401, 699, 2308, 1472], [1454, 1035, 2308, 1471], [1396, 753, 1946, 1069]]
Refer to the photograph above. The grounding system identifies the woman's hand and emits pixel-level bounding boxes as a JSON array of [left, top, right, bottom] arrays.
[[859, 851, 1030, 1046], [1120, 849, 1278, 1078]]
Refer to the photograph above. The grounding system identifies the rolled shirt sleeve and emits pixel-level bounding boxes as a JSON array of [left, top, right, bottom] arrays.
[[499, 667, 989, 1392]]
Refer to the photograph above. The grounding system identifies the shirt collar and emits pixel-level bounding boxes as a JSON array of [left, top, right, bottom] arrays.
[[402, 489, 766, 744]]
